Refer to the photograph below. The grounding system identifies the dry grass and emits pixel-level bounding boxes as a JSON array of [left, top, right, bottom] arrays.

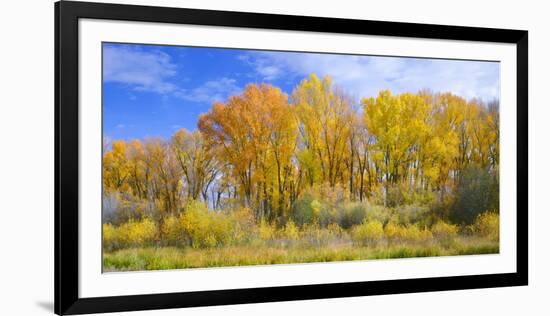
[[103, 236, 498, 271]]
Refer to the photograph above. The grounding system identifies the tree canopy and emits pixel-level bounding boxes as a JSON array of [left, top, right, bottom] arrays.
[[103, 74, 499, 226]]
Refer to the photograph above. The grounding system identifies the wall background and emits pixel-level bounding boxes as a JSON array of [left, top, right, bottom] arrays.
[[0, 0, 546, 315]]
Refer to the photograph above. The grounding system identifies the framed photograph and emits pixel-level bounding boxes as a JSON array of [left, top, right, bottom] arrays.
[[55, 0, 528, 314]]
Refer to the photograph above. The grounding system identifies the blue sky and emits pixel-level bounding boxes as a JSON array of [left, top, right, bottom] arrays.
[[103, 43, 500, 141]]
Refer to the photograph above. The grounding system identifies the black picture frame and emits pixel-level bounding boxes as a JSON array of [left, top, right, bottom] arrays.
[[55, 1, 528, 314]]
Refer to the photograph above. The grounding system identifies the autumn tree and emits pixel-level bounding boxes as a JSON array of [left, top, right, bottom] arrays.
[[363, 91, 431, 205], [293, 74, 353, 188], [103, 140, 130, 192], [199, 84, 296, 220], [172, 129, 218, 203], [143, 138, 182, 218], [103, 73, 499, 227]]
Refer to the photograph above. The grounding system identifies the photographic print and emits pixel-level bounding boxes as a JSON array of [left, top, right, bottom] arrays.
[[101, 43, 500, 272]]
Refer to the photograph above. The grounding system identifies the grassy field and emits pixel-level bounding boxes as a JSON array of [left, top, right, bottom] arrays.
[[103, 237, 498, 271]]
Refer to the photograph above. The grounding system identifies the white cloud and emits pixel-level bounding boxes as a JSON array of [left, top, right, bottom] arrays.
[[174, 78, 241, 104], [239, 51, 500, 102], [103, 45, 178, 94], [104, 45, 241, 105], [256, 65, 282, 81], [238, 53, 283, 81]]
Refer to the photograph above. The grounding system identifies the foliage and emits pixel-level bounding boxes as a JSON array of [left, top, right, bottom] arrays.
[[161, 215, 185, 245], [102, 223, 117, 251], [393, 204, 432, 226], [337, 202, 369, 229], [228, 207, 257, 243], [280, 220, 300, 241], [103, 218, 157, 250], [431, 220, 459, 238], [160, 201, 239, 248], [104, 239, 499, 271], [363, 204, 392, 224], [120, 218, 157, 246], [351, 220, 385, 245], [451, 165, 499, 224], [258, 219, 276, 241], [473, 211, 499, 241], [103, 81, 499, 228], [101, 74, 501, 268], [384, 222, 432, 242], [179, 201, 233, 248], [103, 192, 150, 225], [290, 194, 321, 227]]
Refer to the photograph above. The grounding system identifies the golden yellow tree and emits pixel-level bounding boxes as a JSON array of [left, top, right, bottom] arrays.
[[199, 84, 294, 219], [172, 129, 218, 202], [293, 74, 353, 188], [103, 140, 130, 192]]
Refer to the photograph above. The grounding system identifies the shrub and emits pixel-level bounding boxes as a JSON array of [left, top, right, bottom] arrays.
[[258, 219, 276, 241], [319, 207, 338, 228], [401, 225, 432, 242], [431, 220, 458, 238], [229, 207, 256, 243], [428, 194, 455, 222], [103, 192, 150, 225], [318, 201, 372, 229], [351, 220, 384, 246], [372, 184, 434, 208], [451, 165, 499, 224], [384, 222, 404, 241], [280, 220, 300, 241], [300, 223, 349, 247], [103, 218, 157, 249], [121, 218, 157, 245], [386, 185, 406, 207], [290, 184, 348, 227], [384, 222, 432, 243], [102, 223, 117, 250], [180, 201, 233, 248], [338, 202, 368, 228], [473, 211, 499, 241], [290, 194, 321, 226], [326, 223, 344, 236], [364, 205, 392, 224], [394, 204, 431, 225], [403, 190, 436, 206], [161, 215, 186, 245], [161, 204, 254, 247]]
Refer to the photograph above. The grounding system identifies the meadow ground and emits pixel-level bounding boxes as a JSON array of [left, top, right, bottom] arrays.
[[103, 237, 498, 271]]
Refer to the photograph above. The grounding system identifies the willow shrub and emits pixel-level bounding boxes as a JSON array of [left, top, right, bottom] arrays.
[[300, 223, 349, 247], [102, 192, 150, 225], [384, 222, 432, 243], [393, 204, 432, 226], [103, 218, 157, 250], [102, 223, 117, 251], [280, 220, 300, 241], [351, 220, 384, 246], [473, 211, 499, 241], [161, 215, 186, 245], [431, 220, 459, 240], [160, 204, 256, 248], [258, 219, 276, 241], [290, 195, 322, 226], [179, 201, 233, 248], [228, 207, 256, 244], [451, 165, 499, 224]]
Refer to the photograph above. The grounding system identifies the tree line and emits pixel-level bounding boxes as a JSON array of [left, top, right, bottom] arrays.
[[103, 73, 499, 226]]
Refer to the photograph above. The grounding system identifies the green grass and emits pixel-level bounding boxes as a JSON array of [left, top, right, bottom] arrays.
[[103, 237, 498, 271]]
